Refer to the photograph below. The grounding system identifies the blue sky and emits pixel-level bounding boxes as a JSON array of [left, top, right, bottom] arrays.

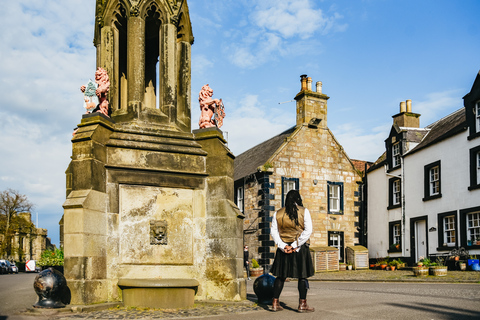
[[0, 0, 479, 246]]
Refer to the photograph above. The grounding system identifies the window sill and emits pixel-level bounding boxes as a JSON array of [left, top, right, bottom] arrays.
[[468, 184, 480, 191], [387, 249, 401, 253], [422, 194, 442, 201], [387, 204, 401, 210], [436, 246, 456, 251], [467, 132, 480, 140], [387, 165, 401, 173], [328, 212, 344, 215]]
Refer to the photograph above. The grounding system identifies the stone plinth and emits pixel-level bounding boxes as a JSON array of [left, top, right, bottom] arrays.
[[118, 279, 199, 309]]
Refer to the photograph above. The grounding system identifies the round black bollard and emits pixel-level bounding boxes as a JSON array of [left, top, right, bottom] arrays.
[[253, 273, 275, 305], [33, 267, 68, 308]]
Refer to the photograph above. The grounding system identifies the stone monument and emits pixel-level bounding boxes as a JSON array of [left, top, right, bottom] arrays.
[[62, 0, 245, 307]]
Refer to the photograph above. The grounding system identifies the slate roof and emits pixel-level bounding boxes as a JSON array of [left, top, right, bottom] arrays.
[[407, 108, 467, 155], [233, 126, 297, 181]]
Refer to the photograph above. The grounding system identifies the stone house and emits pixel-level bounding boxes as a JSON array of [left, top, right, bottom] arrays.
[[366, 70, 480, 265], [0, 212, 52, 261], [234, 75, 366, 266]]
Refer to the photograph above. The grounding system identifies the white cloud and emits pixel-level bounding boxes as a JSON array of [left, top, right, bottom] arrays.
[[222, 94, 292, 155], [0, 0, 96, 245], [252, 0, 346, 39], [224, 0, 347, 69]]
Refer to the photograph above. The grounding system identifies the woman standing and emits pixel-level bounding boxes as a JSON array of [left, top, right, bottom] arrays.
[[270, 190, 315, 312]]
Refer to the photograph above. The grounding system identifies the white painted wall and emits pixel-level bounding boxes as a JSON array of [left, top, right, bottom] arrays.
[[367, 128, 480, 261]]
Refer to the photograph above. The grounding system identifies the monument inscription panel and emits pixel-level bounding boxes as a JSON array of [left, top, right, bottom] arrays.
[[119, 185, 194, 265]]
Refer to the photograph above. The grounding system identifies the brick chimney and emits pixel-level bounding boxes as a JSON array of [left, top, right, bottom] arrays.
[[392, 99, 420, 128], [295, 74, 329, 128]]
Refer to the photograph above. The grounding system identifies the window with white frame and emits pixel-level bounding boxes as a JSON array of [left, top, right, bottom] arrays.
[[329, 185, 340, 212], [236, 187, 244, 212], [392, 142, 401, 167], [476, 102, 480, 133], [424, 161, 441, 201], [477, 152, 480, 185], [444, 215, 456, 247], [430, 166, 440, 195], [281, 177, 299, 207], [389, 221, 401, 252], [467, 212, 480, 244], [393, 179, 401, 205], [469, 146, 480, 190], [328, 182, 343, 214], [388, 177, 401, 209], [393, 224, 401, 246]]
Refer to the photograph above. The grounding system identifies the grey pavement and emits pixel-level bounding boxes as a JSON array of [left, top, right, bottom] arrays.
[[2, 270, 480, 320]]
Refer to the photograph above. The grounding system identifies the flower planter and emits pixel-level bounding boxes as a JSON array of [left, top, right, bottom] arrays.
[[250, 268, 263, 277], [429, 266, 447, 276], [339, 264, 347, 271], [459, 262, 467, 271], [413, 267, 428, 277]]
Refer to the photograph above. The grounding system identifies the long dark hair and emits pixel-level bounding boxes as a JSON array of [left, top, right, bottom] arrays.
[[285, 190, 303, 226]]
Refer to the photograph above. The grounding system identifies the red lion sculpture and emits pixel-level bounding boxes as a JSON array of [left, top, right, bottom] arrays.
[[198, 84, 225, 129]]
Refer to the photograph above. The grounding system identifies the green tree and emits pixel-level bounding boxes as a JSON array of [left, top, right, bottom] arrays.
[[0, 189, 34, 258]]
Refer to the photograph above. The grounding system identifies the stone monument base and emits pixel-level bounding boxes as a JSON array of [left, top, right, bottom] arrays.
[[118, 279, 199, 309]]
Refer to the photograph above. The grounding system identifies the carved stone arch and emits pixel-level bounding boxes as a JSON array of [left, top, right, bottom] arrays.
[[102, 0, 130, 28], [98, 1, 129, 112], [140, 0, 168, 23], [176, 11, 193, 44]]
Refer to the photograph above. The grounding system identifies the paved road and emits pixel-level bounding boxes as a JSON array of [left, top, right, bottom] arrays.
[[0, 272, 37, 316], [2, 273, 480, 319]]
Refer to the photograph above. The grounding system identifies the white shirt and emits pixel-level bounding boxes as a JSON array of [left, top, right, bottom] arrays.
[[271, 207, 312, 252]]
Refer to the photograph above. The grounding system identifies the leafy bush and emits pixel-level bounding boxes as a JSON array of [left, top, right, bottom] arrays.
[[37, 248, 64, 267], [251, 258, 260, 268]]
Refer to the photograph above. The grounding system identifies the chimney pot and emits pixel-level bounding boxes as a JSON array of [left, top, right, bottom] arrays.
[[300, 74, 308, 91], [406, 99, 412, 112], [307, 77, 312, 91], [316, 81, 322, 93], [400, 101, 406, 113]]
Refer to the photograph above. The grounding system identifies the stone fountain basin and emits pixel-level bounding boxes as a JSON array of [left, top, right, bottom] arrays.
[[118, 278, 199, 309]]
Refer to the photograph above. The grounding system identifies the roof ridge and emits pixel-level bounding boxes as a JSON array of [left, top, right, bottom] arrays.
[[425, 107, 464, 129]]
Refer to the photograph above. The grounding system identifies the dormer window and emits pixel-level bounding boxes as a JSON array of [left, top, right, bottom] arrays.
[[392, 142, 401, 167]]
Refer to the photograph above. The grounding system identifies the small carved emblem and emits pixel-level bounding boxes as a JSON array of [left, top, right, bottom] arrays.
[[150, 220, 168, 245]]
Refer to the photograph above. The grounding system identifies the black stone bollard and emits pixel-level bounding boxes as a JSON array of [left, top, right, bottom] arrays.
[[253, 273, 275, 305], [33, 267, 70, 308]]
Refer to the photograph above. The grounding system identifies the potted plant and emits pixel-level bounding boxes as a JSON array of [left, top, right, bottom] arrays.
[[249, 259, 263, 277], [413, 256, 429, 276], [346, 263, 353, 271], [458, 261, 467, 271], [429, 257, 447, 276], [377, 258, 388, 270], [339, 262, 347, 271], [388, 260, 398, 271], [395, 258, 405, 269]]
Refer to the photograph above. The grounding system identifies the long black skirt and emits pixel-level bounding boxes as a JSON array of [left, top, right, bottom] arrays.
[[270, 244, 315, 279]]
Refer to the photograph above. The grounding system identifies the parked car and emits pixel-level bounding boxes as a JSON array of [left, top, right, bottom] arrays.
[[10, 262, 18, 274], [0, 260, 13, 274], [0, 261, 7, 274]]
